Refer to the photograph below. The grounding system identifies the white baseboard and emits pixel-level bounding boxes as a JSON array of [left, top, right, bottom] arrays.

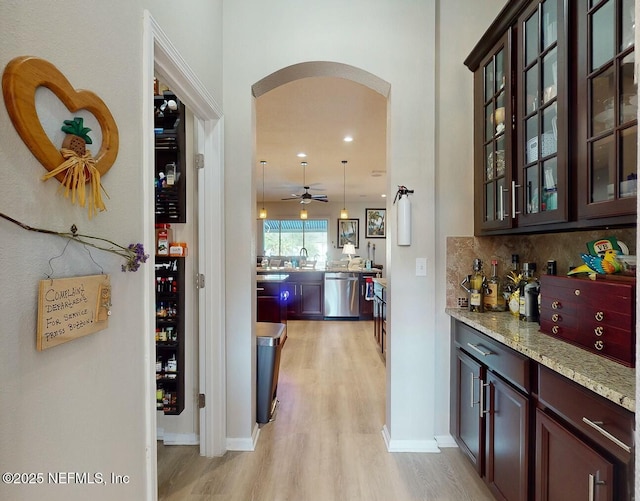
[[381, 425, 441, 453], [226, 423, 260, 451], [435, 434, 458, 448], [156, 428, 199, 445]]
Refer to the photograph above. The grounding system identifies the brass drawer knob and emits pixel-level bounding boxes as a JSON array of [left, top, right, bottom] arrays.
[[595, 311, 604, 321], [594, 326, 604, 336], [551, 301, 560, 309], [574, 289, 581, 296], [594, 340, 604, 351], [552, 313, 560, 322], [552, 325, 559, 334]]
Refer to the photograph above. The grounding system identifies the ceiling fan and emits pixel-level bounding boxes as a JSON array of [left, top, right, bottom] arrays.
[[281, 162, 328, 204]]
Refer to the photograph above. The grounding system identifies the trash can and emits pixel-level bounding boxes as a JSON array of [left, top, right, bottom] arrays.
[[256, 322, 287, 424]]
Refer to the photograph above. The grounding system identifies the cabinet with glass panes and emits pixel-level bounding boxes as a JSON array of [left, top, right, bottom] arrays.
[[465, 0, 636, 235]]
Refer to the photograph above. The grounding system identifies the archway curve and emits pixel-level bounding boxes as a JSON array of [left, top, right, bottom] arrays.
[[252, 61, 391, 99]]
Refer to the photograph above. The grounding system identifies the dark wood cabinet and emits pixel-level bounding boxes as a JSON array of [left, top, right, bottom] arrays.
[[373, 281, 386, 358], [485, 371, 529, 501], [284, 272, 324, 320], [536, 365, 633, 501], [466, 0, 636, 235], [154, 92, 186, 223], [256, 279, 287, 324], [359, 272, 379, 320], [450, 319, 530, 500], [535, 409, 614, 501], [155, 257, 185, 415], [452, 349, 484, 474]]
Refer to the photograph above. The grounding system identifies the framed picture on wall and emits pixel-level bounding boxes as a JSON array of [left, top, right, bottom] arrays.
[[365, 208, 386, 238], [337, 219, 359, 248]]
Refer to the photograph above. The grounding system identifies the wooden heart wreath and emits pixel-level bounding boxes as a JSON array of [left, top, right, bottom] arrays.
[[2, 56, 119, 218]]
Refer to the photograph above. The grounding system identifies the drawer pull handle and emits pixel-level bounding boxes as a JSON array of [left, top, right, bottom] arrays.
[[466, 343, 494, 357], [574, 289, 581, 296], [588, 473, 606, 501], [594, 326, 604, 336], [595, 311, 604, 321], [582, 417, 631, 453], [552, 313, 560, 322], [594, 340, 604, 350], [552, 325, 559, 334], [551, 301, 560, 309], [256, 287, 265, 291]]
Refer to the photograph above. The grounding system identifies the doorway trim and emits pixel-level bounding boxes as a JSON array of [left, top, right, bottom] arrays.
[[142, 10, 226, 499]]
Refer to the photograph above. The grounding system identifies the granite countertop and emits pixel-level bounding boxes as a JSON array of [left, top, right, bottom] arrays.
[[372, 278, 387, 287], [446, 308, 635, 412], [256, 274, 290, 282], [257, 267, 381, 274]]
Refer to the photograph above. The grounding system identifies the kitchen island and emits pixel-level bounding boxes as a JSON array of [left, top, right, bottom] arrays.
[[257, 267, 381, 320], [447, 308, 635, 501]]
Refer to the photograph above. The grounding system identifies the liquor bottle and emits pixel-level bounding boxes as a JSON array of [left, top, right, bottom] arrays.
[[484, 259, 505, 312], [519, 262, 536, 320], [469, 258, 486, 313]]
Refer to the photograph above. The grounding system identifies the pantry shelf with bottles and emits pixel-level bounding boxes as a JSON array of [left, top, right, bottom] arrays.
[[155, 256, 185, 415]]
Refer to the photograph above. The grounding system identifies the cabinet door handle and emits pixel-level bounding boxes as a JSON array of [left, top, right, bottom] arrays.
[[588, 473, 606, 501], [500, 186, 508, 220], [470, 372, 481, 409], [480, 382, 489, 417], [511, 180, 521, 218], [466, 343, 494, 357], [582, 417, 631, 453], [256, 287, 265, 291]]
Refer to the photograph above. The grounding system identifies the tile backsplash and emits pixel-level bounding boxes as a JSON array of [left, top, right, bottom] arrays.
[[446, 228, 636, 308]]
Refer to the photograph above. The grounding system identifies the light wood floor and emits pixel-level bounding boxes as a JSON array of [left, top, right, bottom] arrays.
[[157, 320, 495, 501]]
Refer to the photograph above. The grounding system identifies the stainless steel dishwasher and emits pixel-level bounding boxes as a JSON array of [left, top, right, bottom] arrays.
[[324, 272, 359, 318]]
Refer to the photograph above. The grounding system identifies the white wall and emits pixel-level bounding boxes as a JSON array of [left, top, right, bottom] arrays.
[[433, 0, 507, 440], [0, 2, 222, 500], [224, 0, 440, 448]]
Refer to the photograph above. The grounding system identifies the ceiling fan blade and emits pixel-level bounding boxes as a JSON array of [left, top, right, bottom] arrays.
[[281, 196, 301, 200], [311, 194, 328, 199], [314, 198, 329, 202]]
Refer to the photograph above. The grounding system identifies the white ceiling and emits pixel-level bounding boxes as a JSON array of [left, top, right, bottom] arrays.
[[255, 76, 387, 204]]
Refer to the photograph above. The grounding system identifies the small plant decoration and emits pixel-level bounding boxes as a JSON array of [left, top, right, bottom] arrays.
[[0, 212, 148, 272], [41, 117, 108, 219]]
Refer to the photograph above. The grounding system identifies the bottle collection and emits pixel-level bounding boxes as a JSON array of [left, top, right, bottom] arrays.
[[155, 255, 185, 415], [461, 254, 557, 323]]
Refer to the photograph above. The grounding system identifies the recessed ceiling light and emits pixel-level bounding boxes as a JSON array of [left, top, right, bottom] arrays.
[[343, 136, 353, 142], [381, 194, 387, 198], [297, 152, 307, 158]]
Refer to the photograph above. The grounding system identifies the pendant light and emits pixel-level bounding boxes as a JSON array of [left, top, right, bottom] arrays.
[[259, 160, 267, 219], [300, 161, 309, 219], [340, 160, 348, 219]]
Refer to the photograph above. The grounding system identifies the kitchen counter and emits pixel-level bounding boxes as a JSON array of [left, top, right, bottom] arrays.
[[257, 267, 382, 274], [256, 273, 289, 282], [446, 308, 635, 412]]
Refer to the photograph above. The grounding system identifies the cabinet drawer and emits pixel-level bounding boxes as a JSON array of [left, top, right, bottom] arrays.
[[256, 282, 281, 296], [537, 366, 634, 462], [454, 321, 530, 393], [541, 275, 635, 315]]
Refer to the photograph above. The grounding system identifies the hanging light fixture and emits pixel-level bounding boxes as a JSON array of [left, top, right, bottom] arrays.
[[300, 161, 309, 219], [340, 160, 348, 219], [259, 160, 267, 219]]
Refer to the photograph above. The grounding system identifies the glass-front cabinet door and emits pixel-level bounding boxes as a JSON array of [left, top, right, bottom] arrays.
[[577, 0, 637, 219], [474, 32, 513, 232], [516, 0, 568, 227]]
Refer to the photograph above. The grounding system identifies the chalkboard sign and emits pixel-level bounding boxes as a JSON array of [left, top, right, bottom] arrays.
[[36, 274, 111, 351]]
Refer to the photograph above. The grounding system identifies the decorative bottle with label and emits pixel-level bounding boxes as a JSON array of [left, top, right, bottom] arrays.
[[469, 258, 486, 313], [518, 262, 536, 320], [484, 259, 505, 312]]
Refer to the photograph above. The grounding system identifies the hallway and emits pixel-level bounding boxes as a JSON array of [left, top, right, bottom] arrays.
[[157, 320, 494, 500]]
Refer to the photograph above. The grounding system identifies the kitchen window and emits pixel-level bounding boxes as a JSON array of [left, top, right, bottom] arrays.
[[262, 219, 328, 266]]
